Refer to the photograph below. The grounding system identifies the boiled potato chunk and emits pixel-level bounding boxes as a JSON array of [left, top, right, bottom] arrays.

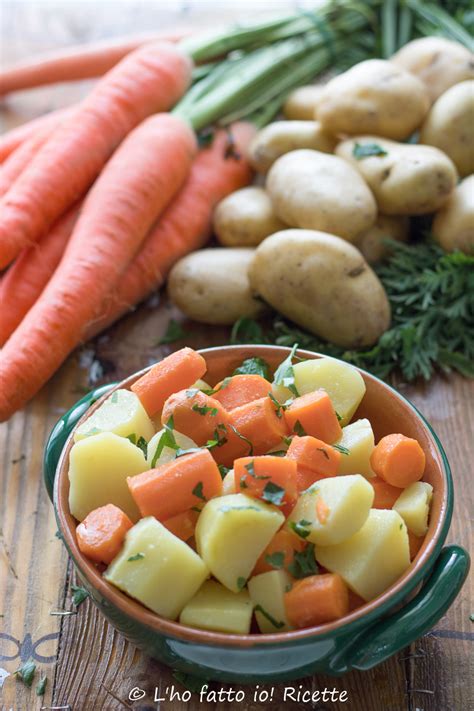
[[248, 570, 293, 633], [272, 357, 366, 426], [315, 509, 410, 601], [393, 482, 433, 537], [192, 378, 212, 391], [146, 429, 197, 468], [195, 494, 284, 592], [105, 517, 209, 620], [68, 432, 147, 521], [287, 475, 374, 546], [336, 419, 375, 478], [179, 580, 253, 634], [74, 389, 154, 443]]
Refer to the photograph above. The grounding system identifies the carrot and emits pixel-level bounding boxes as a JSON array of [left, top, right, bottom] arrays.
[[370, 476, 403, 509], [408, 530, 424, 560], [348, 589, 365, 611], [0, 42, 192, 269], [132, 348, 207, 418], [232, 397, 289, 454], [0, 107, 73, 163], [284, 390, 342, 444], [253, 529, 305, 576], [163, 509, 200, 542], [212, 374, 272, 411], [287, 435, 340, 490], [161, 388, 229, 446], [0, 114, 196, 421], [316, 497, 330, 524], [284, 573, 349, 628], [0, 32, 190, 95], [0, 126, 53, 197], [370, 433, 426, 488], [82, 123, 255, 340], [233, 455, 298, 516], [293, 466, 328, 492], [127, 449, 222, 521], [0, 206, 79, 347], [76, 503, 133, 565]]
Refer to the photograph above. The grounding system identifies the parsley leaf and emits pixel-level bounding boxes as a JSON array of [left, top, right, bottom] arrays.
[[265, 551, 285, 569], [127, 433, 147, 456], [192, 403, 218, 416], [128, 552, 145, 562], [237, 576, 247, 590], [293, 420, 307, 436], [192, 481, 207, 501], [262, 481, 286, 506], [218, 464, 230, 479], [36, 676, 47, 696], [289, 519, 312, 539], [268, 392, 292, 418], [14, 659, 36, 687], [254, 604, 285, 629], [151, 416, 178, 467], [158, 319, 186, 344], [229, 424, 253, 455], [273, 344, 300, 397], [352, 142, 388, 159], [287, 544, 319, 578], [245, 460, 270, 480], [333, 443, 350, 455], [233, 356, 270, 380], [71, 584, 89, 607]]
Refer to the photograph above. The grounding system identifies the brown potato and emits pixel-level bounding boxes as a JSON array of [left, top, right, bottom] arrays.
[[213, 187, 285, 247], [354, 215, 409, 263], [432, 176, 474, 253], [283, 85, 325, 120], [248, 121, 336, 173]]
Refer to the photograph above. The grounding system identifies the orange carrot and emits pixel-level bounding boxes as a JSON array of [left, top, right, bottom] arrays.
[[163, 509, 200, 542], [370, 476, 403, 509], [0, 206, 79, 346], [408, 530, 424, 560], [213, 374, 272, 411], [127, 449, 222, 521], [0, 114, 196, 421], [316, 497, 330, 524], [0, 126, 53, 197], [0, 42, 192, 269], [231, 397, 289, 455], [348, 589, 365, 611], [287, 435, 340, 490], [293, 466, 328, 492], [253, 529, 305, 576], [284, 573, 349, 628], [132, 348, 206, 418], [284, 390, 342, 444], [370, 433, 426, 487], [233, 455, 298, 516], [161, 388, 229, 446], [0, 107, 73, 163], [76, 503, 133, 564]]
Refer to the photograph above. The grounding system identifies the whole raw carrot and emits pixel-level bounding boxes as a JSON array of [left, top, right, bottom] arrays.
[[0, 106, 73, 163], [0, 114, 197, 420], [0, 126, 53, 197], [0, 41, 192, 269]]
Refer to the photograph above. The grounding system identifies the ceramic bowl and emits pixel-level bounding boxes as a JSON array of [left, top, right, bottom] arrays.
[[44, 345, 469, 683]]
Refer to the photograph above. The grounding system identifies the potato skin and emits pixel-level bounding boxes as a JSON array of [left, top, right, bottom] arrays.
[[248, 121, 337, 173], [336, 136, 457, 215], [266, 149, 377, 242], [432, 175, 474, 253], [420, 80, 474, 178], [168, 248, 265, 325], [391, 37, 474, 103], [283, 85, 325, 120], [317, 59, 430, 140], [248, 229, 391, 348], [213, 187, 285, 247], [354, 215, 409, 264]]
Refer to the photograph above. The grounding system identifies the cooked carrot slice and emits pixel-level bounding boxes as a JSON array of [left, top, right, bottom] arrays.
[[76, 504, 133, 564], [161, 388, 229, 446], [212, 374, 272, 411], [234, 455, 298, 516], [163, 509, 200, 542], [253, 529, 305, 576], [284, 390, 341, 444], [284, 573, 349, 628], [287, 435, 340, 489], [370, 433, 426, 487], [371, 476, 403, 509]]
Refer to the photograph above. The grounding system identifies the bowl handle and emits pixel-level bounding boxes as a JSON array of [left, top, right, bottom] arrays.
[[335, 545, 470, 673], [43, 383, 116, 501]]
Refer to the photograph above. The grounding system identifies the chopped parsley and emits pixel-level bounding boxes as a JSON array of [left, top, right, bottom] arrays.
[[218, 464, 230, 479], [287, 544, 319, 578], [151, 416, 178, 467], [245, 460, 270, 480], [268, 392, 292, 418], [333, 443, 350, 455], [127, 433, 147, 456], [254, 604, 285, 629], [192, 481, 207, 502], [36, 676, 47, 697], [262, 481, 286, 506], [273, 344, 300, 397], [289, 519, 312, 539], [352, 142, 388, 159], [127, 552, 145, 562], [192, 403, 218, 416], [269, 450, 287, 457], [335, 411, 342, 422], [229, 424, 253, 455], [14, 659, 36, 687], [158, 318, 186, 344], [264, 551, 285, 569], [293, 420, 307, 437], [71, 584, 89, 607], [233, 356, 270, 380], [236, 576, 247, 590]]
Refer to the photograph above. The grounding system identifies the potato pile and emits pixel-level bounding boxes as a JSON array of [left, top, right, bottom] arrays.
[[168, 37, 473, 347]]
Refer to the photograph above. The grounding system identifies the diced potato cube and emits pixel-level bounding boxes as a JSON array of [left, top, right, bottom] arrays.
[[146, 428, 197, 468], [192, 379, 212, 391], [68, 432, 147, 521], [315, 509, 410, 601], [221, 469, 236, 495], [272, 357, 365, 426], [195, 494, 284, 592], [248, 570, 293, 633], [74, 389, 154, 443], [336, 418, 375, 478], [179, 580, 253, 634], [287, 474, 374, 546], [393, 482, 433, 536], [104, 517, 209, 619]]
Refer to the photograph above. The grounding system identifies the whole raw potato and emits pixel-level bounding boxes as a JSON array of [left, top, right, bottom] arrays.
[[354, 214, 409, 264], [266, 149, 377, 241], [248, 229, 391, 348], [168, 248, 265, 325], [432, 176, 474, 253], [391, 37, 474, 103], [248, 121, 337, 173], [213, 187, 285, 246], [283, 85, 325, 120], [317, 59, 430, 140], [420, 81, 474, 178], [336, 136, 457, 215]]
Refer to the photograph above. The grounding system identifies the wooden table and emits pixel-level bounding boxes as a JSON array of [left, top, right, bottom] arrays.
[[0, 3, 472, 710]]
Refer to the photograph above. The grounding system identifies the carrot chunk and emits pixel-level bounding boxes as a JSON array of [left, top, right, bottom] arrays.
[[253, 529, 305, 576], [287, 435, 340, 490], [234, 455, 298, 516], [370, 433, 426, 487], [370, 476, 403, 509], [161, 388, 229, 446], [163, 509, 200, 542], [284, 390, 342, 444], [229, 396, 289, 455], [294, 466, 328, 493], [76, 504, 133, 564], [284, 573, 349, 628], [212, 374, 272, 411]]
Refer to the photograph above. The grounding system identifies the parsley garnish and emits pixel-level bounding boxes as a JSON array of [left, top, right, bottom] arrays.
[[229, 424, 253, 455], [245, 460, 270, 480], [158, 318, 186, 344], [254, 604, 285, 629], [273, 344, 300, 397], [71, 584, 89, 607], [333, 443, 350, 455], [265, 551, 285, 569], [335, 411, 342, 422], [352, 142, 388, 159], [269, 450, 287, 457], [192, 481, 207, 502], [192, 403, 218, 416], [262, 481, 286, 506], [14, 659, 36, 687], [268, 392, 292, 418], [293, 420, 307, 436], [218, 464, 230, 479], [151, 416, 178, 467], [237, 576, 246, 590], [128, 553, 145, 562], [290, 519, 312, 539], [233, 356, 270, 380], [287, 544, 319, 578], [36, 676, 47, 696], [127, 433, 147, 456]]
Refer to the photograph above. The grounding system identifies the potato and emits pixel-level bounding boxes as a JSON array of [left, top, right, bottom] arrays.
[[315, 509, 410, 601], [287, 475, 374, 546], [393, 482, 433, 537], [74, 389, 154, 443], [336, 136, 457, 215], [266, 150, 376, 242], [168, 248, 265, 325], [420, 80, 474, 178], [317, 59, 429, 140], [336, 419, 375, 478], [248, 121, 337, 173], [271, 356, 366, 426], [195, 493, 284, 592], [354, 215, 409, 264], [248, 570, 293, 633], [283, 85, 325, 120], [391, 37, 474, 103], [249, 230, 391, 348], [104, 517, 209, 619], [432, 175, 474, 253], [146, 429, 197, 468], [180, 580, 253, 634], [213, 187, 285, 247], [68, 432, 147, 522], [192, 378, 212, 391]]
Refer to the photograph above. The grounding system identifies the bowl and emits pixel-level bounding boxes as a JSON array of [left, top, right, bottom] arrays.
[[44, 345, 469, 683]]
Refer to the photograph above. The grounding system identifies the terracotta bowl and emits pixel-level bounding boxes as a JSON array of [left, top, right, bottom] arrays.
[[44, 346, 469, 682]]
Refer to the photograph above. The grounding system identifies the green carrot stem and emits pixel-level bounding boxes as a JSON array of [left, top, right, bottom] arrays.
[[381, 0, 398, 57], [397, 4, 413, 48], [406, 0, 473, 49]]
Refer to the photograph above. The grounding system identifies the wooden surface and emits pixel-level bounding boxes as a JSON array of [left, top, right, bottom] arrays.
[[0, 3, 472, 710]]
